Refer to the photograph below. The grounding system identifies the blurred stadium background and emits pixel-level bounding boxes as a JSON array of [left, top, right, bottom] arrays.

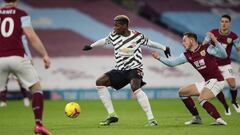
[[2, 0, 240, 100]]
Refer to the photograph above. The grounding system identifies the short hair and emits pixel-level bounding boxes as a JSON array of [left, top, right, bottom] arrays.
[[114, 15, 130, 25], [221, 14, 231, 22], [4, 0, 18, 3], [183, 32, 198, 41]]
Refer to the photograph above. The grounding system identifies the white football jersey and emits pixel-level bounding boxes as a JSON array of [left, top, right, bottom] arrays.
[[106, 30, 148, 70]]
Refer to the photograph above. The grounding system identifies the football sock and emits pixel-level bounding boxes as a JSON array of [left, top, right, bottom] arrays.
[[134, 88, 154, 120], [180, 96, 199, 116], [32, 91, 43, 125], [230, 88, 238, 104], [216, 91, 229, 110], [0, 90, 7, 102], [200, 100, 220, 119], [97, 86, 115, 115]]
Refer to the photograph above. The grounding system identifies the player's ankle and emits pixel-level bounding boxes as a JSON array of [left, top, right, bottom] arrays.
[[109, 112, 118, 117]]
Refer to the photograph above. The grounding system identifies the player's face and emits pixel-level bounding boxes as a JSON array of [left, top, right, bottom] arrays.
[[220, 17, 230, 31], [114, 21, 126, 35], [182, 35, 192, 50]]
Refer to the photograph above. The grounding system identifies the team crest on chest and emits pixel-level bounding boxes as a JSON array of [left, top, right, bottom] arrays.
[[200, 50, 206, 56], [227, 38, 232, 44]]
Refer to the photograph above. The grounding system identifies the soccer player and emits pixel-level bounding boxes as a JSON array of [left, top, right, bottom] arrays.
[[83, 15, 171, 126], [203, 14, 240, 115], [152, 32, 227, 125], [0, 0, 52, 134], [0, 35, 32, 107]]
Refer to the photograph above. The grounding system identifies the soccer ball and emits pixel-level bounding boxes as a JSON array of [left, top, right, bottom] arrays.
[[65, 102, 81, 118]]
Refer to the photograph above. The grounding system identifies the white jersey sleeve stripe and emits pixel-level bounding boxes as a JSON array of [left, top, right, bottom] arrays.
[[21, 16, 31, 28]]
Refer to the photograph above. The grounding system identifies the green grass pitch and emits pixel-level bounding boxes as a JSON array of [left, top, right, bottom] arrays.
[[0, 99, 239, 135]]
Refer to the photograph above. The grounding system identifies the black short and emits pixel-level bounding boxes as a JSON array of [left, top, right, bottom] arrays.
[[105, 69, 146, 90]]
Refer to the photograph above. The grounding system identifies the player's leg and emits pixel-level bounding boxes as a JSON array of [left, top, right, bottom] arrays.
[[12, 56, 51, 134], [198, 80, 227, 125], [217, 65, 231, 115], [0, 88, 7, 107], [17, 80, 30, 107], [131, 79, 157, 126], [0, 64, 10, 107], [96, 72, 118, 126], [216, 91, 231, 115], [178, 84, 201, 125], [226, 78, 240, 113], [29, 82, 51, 135], [29, 82, 43, 126]]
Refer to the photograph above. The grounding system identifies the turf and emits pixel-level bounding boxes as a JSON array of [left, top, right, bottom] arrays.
[[0, 99, 239, 135]]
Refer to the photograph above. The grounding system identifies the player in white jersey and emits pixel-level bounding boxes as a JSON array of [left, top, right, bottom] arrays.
[[83, 15, 171, 126], [0, 35, 32, 107]]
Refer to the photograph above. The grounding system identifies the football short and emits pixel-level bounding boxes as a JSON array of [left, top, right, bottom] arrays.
[[105, 69, 146, 90], [195, 79, 225, 96], [218, 64, 235, 79], [0, 56, 39, 91]]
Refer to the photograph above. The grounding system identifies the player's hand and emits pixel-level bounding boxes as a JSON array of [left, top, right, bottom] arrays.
[[83, 45, 92, 51], [152, 51, 161, 60], [207, 32, 218, 43], [164, 47, 171, 58], [43, 55, 51, 69]]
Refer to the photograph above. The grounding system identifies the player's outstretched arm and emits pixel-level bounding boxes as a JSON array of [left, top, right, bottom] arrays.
[[147, 40, 171, 58], [152, 51, 186, 67], [82, 38, 107, 51], [23, 27, 50, 69], [207, 32, 227, 58]]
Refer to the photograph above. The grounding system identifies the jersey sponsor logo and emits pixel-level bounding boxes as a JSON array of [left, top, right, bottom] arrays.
[[193, 59, 206, 70]]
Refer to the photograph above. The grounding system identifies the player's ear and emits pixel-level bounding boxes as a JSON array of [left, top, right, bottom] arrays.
[[190, 39, 194, 44]]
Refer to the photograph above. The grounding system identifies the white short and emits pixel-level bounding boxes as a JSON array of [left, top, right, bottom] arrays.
[[0, 56, 39, 91], [195, 79, 225, 96], [218, 64, 235, 79]]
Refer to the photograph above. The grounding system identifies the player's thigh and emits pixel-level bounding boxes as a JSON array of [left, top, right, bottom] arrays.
[[0, 58, 11, 91], [198, 88, 215, 101], [179, 84, 200, 97], [219, 65, 235, 84], [130, 78, 141, 91], [128, 69, 144, 91], [0, 69, 10, 91], [10, 56, 39, 90], [96, 73, 111, 86], [199, 79, 224, 101]]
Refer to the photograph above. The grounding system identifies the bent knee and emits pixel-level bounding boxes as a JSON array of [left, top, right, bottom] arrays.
[[29, 82, 42, 92], [96, 77, 110, 86], [131, 85, 140, 92], [96, 79, 102, 86], [198, 96, 208, 103], [229, 84, 237, 90], [178, 87, 185, 96]]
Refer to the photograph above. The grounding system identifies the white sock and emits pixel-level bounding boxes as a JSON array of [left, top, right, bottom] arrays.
[[96, 86, 114, 115], [134, 88, 154, 120]]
